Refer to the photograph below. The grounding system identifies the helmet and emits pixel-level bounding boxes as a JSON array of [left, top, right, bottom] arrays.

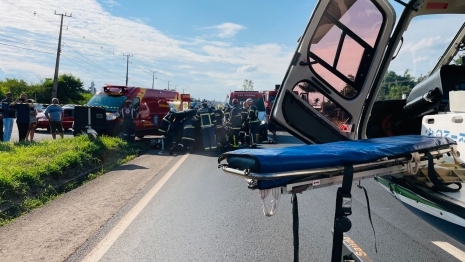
[[232, 98, 238, 105], [217, 104, 223, 109], [170, 107, 177, 113], [201, 99, 208, 104]]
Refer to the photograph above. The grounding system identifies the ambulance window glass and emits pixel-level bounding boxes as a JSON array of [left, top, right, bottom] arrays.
[[132, 97, 140, 112], [293, 82, 351, 126], [308, 0, 383, 99]]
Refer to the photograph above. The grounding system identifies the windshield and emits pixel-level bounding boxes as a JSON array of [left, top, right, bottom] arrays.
[[87, 94, 128, 112], [230, 97, 265, 111]]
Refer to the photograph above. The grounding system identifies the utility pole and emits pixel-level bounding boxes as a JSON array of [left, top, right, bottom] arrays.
[[167, 80, 170, 90], [52, 11, 72, 100], [151, 70, 158, 89], [123, 54, 133, 86]]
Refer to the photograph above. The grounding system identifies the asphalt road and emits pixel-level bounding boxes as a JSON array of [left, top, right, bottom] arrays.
[[6, 122, 74, 142], [64, 133, 465, 262]]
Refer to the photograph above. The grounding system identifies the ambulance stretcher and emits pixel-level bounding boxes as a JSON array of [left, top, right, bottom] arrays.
[[218, 135, 463, 262]]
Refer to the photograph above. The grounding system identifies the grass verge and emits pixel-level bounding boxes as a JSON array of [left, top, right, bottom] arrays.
[[0, 136, 148, 226]]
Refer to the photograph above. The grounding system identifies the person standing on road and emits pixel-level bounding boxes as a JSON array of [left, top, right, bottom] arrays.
[[245, 98, 259, 148], [45, 98, 64, 140], [9, 94, 34, 142], [26, 99, 38, 142], [1, 92, 15, 142], [196, 99, 216, 151], [227, 99, 242, 148], [0, 105, 3, 142], [120, 100, 136, 142]]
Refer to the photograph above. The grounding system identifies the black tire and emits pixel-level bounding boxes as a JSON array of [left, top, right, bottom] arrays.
[[113, 123, 124, 139], [64, 128, 69, 131]]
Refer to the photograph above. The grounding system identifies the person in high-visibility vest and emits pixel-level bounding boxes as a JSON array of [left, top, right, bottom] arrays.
[[223, 103, 231, 123], [214, 104, 227, 147], [120, 100, 136, 142], [169, 115, 196, 155], [196, 99, 216, 150], [227, 98, 242, 148], [159, 108, 176, 146], [239, 101, 249, 145], [245, 98, 259, 148]]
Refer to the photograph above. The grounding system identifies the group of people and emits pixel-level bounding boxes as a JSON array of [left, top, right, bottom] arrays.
[[0, 92, 65, 142], [158, 98, 262, 155]]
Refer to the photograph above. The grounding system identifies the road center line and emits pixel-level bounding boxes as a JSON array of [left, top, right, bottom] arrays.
[[432, 241, 465, 261], [82, 154, 190, 262]]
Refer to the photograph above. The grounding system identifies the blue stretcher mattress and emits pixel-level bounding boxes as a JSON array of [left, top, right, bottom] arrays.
[[218, 135, 456, 189]]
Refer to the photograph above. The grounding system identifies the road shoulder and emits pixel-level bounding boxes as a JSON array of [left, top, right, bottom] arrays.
[[0, 150, 175, 262]]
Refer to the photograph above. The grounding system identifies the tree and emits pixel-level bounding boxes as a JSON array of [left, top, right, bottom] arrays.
[[242, 79, 254, 91], [41, 74, 85, 104]]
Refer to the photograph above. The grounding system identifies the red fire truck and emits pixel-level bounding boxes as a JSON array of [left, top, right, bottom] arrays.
[[262, 85, 280, 122], [80, 85, 190, 138]]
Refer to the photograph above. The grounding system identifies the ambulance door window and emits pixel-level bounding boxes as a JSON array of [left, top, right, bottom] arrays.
[[293, 81, 350, 127], [132, 97, 140, 113]]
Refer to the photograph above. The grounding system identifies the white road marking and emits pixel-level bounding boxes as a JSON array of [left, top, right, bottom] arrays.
[[82, 154, 190, 262], [432, 241, 465, 261]]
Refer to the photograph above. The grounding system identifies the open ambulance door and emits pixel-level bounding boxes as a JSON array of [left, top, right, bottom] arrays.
[[271, 0, 395, 144]]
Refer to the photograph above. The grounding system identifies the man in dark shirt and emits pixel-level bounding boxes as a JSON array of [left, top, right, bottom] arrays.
[[9, 94, 34, 142]]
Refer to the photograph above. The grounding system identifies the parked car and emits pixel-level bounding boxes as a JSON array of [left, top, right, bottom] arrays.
[[36, 105, 75, 132]]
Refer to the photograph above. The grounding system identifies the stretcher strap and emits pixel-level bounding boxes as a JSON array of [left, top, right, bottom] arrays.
[[292, 193, 299, 262], [426, 152, 462, 192], [357, 181, 378, 253], [331, 164, 353, 262]]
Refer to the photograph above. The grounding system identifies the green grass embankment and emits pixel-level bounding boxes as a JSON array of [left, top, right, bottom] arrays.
[[0, 136, 147, 226]]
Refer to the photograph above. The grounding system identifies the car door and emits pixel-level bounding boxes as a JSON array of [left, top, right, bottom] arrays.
[[271, 0, 395, 144]]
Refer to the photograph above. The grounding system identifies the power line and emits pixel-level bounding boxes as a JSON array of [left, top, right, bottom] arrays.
[[0, 42, 54, 54]]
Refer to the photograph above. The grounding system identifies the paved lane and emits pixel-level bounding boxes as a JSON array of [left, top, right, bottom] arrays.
[[69, 133, 465, 262]]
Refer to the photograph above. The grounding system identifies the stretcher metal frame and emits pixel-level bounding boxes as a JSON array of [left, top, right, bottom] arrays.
[[220, 146, 455, 262]]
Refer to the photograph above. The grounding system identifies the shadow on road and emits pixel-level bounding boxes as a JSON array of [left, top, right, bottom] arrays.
[[115, 164, 149, 171]]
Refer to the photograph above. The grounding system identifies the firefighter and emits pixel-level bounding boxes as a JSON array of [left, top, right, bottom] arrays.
[[223, 103, 231, 123], [245, 98, 259, 148], [158, 108, 176, 146], [196, 99, 216, 150], [214, 104, 227, 147], [239, 101, 249, 146], [227, 98, 242, 148], [169, 115, 196, 155], [120, 100, 136, 142]]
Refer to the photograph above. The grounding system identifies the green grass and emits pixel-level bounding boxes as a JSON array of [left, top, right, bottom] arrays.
[[0, 136, 147, 226]]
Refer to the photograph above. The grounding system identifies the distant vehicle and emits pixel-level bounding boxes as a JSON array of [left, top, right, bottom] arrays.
[[262, 85, 280, 122], [36, 105, 75, 132], [227, 90, 268, 141], [33, 103, 45, 113], [77, 85, 190, 138]]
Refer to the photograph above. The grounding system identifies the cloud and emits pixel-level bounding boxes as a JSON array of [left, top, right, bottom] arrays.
[[102, 0, 120, 7], [203, 23, 246, 38], [237, 65, 258, 73], [0, 0, 293, 100]]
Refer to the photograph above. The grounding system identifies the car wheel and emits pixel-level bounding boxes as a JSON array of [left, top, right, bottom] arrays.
[[113, 123, 124, 139]]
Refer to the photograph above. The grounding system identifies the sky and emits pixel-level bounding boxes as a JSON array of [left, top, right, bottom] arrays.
[[0, 0, 464, 102]]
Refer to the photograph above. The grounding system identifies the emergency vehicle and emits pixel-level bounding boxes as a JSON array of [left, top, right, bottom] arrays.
[[80, 85, 190, 138], [262, 85, 279, 122], [227, 91, 268, 141], [219, 0, 465, 261]]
